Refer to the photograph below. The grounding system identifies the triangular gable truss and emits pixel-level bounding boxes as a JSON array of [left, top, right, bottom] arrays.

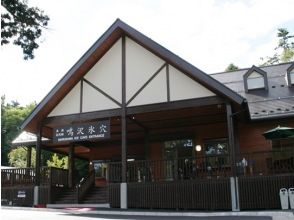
[[21, 19, 244, 133]]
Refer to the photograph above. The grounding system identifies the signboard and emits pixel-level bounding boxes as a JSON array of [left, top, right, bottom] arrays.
[[17, 190, 26, 198], [53, 120, 110, 143]]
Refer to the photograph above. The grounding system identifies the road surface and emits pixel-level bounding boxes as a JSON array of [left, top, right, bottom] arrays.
[[0, 208, 274, 220]]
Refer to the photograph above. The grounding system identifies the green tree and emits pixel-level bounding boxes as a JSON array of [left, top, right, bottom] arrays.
[[8, 146, 36, 167], [225, 63, 239, 71], [1, 0, 50, 59], [1, 95, 36, 165], [260, 28, 294, 65], [47, 153, 68, 169]]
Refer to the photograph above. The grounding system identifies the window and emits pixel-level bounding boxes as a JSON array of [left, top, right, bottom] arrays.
[[204, 138, 229, 168], [287, 63, 294, 86], [243, 65, 268, 92], [247, 71, 265, 90], [290, 70, 294, 84]]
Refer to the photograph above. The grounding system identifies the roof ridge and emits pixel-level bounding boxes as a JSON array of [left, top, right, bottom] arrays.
[[210, 61, 294, 75]]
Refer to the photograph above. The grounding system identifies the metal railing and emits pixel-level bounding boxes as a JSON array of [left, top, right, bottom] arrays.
[[108, 155, 232, 183], [76, 169, 95, 203], [108, 149, 294, 183], [236, 149, 294, 176]]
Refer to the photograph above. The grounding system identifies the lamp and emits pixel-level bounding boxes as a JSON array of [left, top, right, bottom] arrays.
[[195, 145, 202, 152]]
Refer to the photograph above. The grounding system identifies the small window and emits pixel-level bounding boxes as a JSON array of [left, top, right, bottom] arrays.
[[204, 138, 229, 169], [287, 63, 294, 86], [247, 71, 265, 90], [243, 65, 268, 92], [290, 70, 294, 85]]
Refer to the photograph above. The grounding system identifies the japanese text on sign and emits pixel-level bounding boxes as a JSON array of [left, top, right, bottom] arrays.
[[53, 120, 110, 143]]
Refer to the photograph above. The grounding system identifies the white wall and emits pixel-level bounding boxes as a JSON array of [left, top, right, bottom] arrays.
[[169, 65, 215, 101]]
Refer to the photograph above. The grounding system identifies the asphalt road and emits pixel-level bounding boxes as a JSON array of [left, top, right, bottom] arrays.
[[0, 208, 273, 220]]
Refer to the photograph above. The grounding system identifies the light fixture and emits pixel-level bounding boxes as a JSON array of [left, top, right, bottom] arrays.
[[195, 145, 202, 152]]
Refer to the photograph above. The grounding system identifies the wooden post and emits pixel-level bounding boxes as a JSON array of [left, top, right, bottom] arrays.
[[144, 129, 149, 160], [34, 124, 42, 206], [121, 35, 128, 209], [226, 103, 236, 176], [68, 145, 75, 188], [226, 103, 240, 211], [26, 146, 32, 167], [35, 125, 42, 186]]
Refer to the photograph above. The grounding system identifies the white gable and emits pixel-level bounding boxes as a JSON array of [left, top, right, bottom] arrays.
[[128, 68, 167, 106], [169, 66, 215, 101], [49, 82, 81, 117], [82, 82, 120, 112], [47, 37, 217, 117], [84, 38, 122, 103], [126, 37, 165, 102]]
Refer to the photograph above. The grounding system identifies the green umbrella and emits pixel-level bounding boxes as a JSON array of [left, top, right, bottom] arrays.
[[263, 126, 294, 140]]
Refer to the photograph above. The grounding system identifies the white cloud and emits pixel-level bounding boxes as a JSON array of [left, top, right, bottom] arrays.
[[1, 0, 294, 104]]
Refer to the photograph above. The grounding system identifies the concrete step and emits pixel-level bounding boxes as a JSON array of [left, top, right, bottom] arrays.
[[47, 203, 110, 208]]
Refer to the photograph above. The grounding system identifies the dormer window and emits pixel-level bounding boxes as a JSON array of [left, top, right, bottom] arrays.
[[286, 63, 294, 86], [243, 65, 268, 92]]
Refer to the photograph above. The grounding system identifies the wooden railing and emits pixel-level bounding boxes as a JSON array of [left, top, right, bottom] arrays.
[[1, 168, 35, 186], [77, 170, 95, 203], [1, 167, 69, 187]]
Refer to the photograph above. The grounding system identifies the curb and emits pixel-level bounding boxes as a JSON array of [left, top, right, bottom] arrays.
[[1, 206, 294, 218]]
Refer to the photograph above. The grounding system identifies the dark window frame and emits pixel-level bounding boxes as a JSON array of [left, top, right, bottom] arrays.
[[243, 65, 268, 92], [286, 63, 294, 86]]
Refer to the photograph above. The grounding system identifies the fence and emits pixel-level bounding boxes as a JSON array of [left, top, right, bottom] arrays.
[[1, 167, 68, 206], [109, 155, 232, 183]]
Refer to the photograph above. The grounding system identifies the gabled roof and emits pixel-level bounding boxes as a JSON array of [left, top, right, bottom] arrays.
[[211, 62, 294, 120], [21, 19, 244, 134]]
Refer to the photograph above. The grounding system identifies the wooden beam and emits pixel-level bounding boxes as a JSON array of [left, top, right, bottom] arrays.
[[127, 96, 224, 115]]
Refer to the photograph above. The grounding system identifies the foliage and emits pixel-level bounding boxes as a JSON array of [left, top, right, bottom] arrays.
[[260, 28, 294, 66], [75, 158, 89, 181], [8, 146, 35, 167], [47, 153, 68, 169], [1, 0, 49, 59], [1, 95, 36, 166], [225, 63, 239, 71]]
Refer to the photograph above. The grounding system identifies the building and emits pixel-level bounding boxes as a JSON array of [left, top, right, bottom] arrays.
[[2, 19, 294, 210]]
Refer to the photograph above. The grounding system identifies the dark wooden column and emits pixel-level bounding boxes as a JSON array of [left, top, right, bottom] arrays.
[[121, 35, 127, 183], [35, 125, 42, 186], [26, 146, 32, 168], [144, 130, 150, 160], [120, 35, 128, 209], [68, 145, 75, 188], [226, 103, 240, 211], [226, 103, 236, 176]]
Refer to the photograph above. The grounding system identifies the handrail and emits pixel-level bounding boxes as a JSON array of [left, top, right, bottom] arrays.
[[76, 170, 95, 203]]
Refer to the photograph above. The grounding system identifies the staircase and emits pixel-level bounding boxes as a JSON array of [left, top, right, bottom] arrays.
[[53, 186, 108, 205], [82, 186, 108, 204], [54, 188, 77, 204]]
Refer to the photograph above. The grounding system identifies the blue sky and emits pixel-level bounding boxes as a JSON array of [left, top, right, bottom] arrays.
[[1, 0, 294, 105]]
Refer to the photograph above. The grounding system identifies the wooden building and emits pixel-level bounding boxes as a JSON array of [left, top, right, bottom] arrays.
[[2, 19, 294, 210]]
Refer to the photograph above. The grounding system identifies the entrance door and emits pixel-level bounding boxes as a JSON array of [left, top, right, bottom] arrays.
[[93, 161, 108, 187], [163, 139, 193, 180]]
